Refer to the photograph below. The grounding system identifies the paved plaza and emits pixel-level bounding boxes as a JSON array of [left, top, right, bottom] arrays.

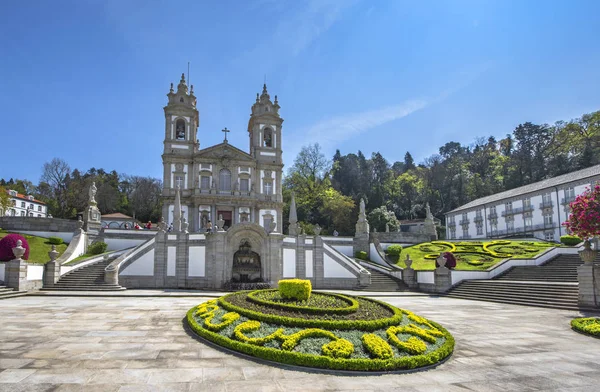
[[0, 294, 599, 391]]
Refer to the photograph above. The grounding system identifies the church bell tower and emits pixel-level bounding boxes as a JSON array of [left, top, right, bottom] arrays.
[[248, 84, 283, 165]]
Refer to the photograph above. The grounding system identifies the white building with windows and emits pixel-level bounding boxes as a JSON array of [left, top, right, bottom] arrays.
[[3, 190, 48, 218], [445, 164, 600, 242], [160, 74, 283, 232]]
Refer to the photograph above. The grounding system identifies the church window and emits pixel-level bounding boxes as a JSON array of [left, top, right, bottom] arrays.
[[263, 128, 273, 147], [175, 176, 184, 188], [263, 181, 273, 195], [175, 119, 186, 140], [219, 169, 232, 191], [200, 176, 210, 189], [240, 178, 249, 192], [263, 214, 273, 231]]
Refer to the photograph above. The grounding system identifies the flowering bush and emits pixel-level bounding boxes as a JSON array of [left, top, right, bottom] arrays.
[[563, 184, 600, 239], [0, 234, 30, 261]]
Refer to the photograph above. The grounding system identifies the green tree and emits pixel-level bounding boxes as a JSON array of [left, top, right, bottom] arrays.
[[0, 187, 12, 216], [367, 206, 399, 232]]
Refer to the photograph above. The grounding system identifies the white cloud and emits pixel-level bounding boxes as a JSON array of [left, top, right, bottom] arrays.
[[283, 99, 427, 166], [306, 99, 428, 145]]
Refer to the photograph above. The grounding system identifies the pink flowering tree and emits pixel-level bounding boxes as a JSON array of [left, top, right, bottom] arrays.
[[563, 184, 600, 239]]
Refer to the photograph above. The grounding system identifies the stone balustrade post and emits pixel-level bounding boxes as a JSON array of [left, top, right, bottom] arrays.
[[5, 240, 28, 291], [577, 240, 600, 308], [402, 254, 418, 289], [43, 245, 60, 288], [433, 254, 452, 293]]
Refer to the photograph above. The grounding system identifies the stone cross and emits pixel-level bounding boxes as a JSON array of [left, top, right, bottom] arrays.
[[222, 127, 230, 142]]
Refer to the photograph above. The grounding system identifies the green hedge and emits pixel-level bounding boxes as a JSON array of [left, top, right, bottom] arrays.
[[278, 279, 312, 301], [561, 235, 582, 246], [247, 289, 359, 315], [386, 245, 403, 256], [355, 251, 368, 260], [218, 293, 404, 331], [571, 317, 600, 337], [87, 241, 107, 255], [186, 307, 455, 371], [48, 236, 63, 245]]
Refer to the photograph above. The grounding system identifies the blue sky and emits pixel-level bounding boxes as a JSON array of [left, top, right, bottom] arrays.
[[1, 0, 599, 183]]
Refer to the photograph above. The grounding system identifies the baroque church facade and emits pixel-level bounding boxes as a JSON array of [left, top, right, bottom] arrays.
[[161, 74, 284, 233]]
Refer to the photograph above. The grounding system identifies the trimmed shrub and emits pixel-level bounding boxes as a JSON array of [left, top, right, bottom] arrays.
[[48, 236, 63, 245], [278, 279, 312, 301], [355, 251, 368, 260], [361, 333, 394, 359], [0, 234, 30, 261], [386, 245, 403, 256], [87, 241, 107, 255], [247, 289, 359, 315], [560, 235, 582, 246], [571, 317, 600, 337]]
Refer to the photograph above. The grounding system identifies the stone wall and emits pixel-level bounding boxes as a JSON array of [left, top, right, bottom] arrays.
[[0, 217, 77, 235], [370, 231, 431, 244]]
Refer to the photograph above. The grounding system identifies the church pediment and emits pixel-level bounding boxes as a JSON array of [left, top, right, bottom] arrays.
[[196, 143, 254, 162]]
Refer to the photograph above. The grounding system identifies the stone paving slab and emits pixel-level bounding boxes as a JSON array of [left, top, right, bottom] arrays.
[[0, 295, 599, 391]]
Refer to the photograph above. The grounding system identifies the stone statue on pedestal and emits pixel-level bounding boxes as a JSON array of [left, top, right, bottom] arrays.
[[89, 182, 97, 204]]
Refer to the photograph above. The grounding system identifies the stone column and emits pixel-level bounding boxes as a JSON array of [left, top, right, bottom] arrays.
[[402, 254, 418, 289], [295, 235, 306, 279], [5, 240, 28, 291], [434, 255, 452, 293], [153, 229, 167, 288], [43, 245, 60, 288], [313, 235, 324, 288]]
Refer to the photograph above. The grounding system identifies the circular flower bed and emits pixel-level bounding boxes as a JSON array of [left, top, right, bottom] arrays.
[[571, 317, 600, 337], [186, 289, 454, 372]]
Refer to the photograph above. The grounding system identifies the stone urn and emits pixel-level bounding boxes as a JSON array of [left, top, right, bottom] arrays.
[[436, 254, 447, 268], [404, 254, 413, 269], [313, 224, 322, 236], [48, 245, 59, 262], [12, 240, 26, 260], [579, 239, 597, 263]]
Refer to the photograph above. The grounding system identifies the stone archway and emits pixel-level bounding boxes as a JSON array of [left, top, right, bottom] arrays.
[[222, 223, 269, 286]]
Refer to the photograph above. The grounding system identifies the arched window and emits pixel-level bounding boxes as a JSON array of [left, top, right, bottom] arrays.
[[219, 169, 232, 191], [175, 119, 186, 140], [263, 128, 273, 147]]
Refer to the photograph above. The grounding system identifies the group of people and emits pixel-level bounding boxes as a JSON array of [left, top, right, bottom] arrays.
[[122, 221, 153, 230]]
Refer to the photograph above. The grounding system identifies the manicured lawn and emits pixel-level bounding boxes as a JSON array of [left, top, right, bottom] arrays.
[[394, 240, 559, 271], [0, 232, 69, 264]]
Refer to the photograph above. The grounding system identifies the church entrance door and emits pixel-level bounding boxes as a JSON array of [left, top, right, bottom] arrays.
[[218, 210, 232, 230]]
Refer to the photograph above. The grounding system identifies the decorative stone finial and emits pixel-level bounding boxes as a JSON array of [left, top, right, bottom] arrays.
[[268, 221, 277, 234], [288, 192, 298, 236], [262, 83, 267, 94], [158, 217, 166, 232], [274, 95, 278, 105], [385, 223, 390, 233], [12, 240, 26, 260], [190, 84, 194, 94], [217, 215, 225, 231], [256, 93, 260, 103], [48, 244, 59, 262], [76, 216, 84, 231], [170, 82, 174, 93], [313, 224, 321, 236], [405, 254, 413, 269], [436, 254, 447, 269], [580, 240, 596, 263]]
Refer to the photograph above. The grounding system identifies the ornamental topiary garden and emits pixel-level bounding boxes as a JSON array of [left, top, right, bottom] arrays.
[[186, 279, 454, 372], [0, 234, 30, 261]]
